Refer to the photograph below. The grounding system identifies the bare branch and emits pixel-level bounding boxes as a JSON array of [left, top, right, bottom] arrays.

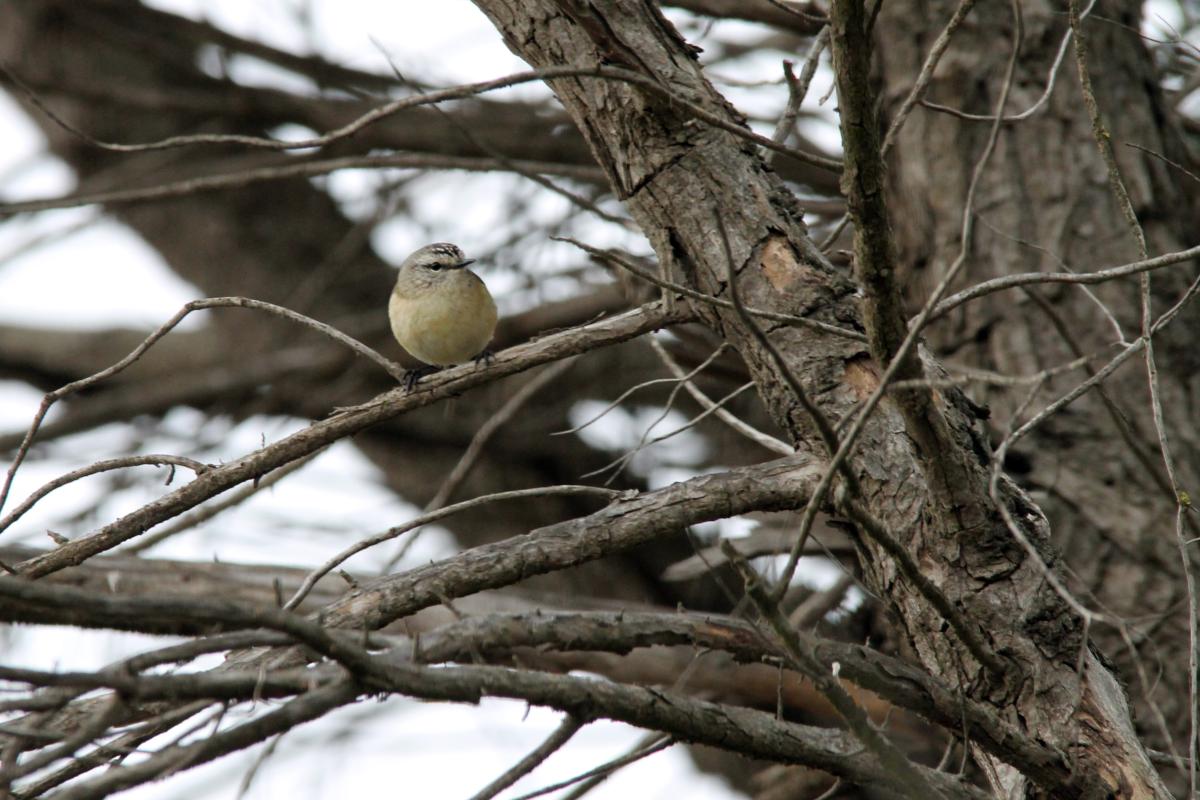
[[0, 296, 407, 522], [931, 244, 1200, 318], [1, 64, 841, 173], [0, 455, 210, 539], [0, 153, 607, 217], [9, 301, 690, 577], [726, 542, 947, 800], [557, 236, 867, 341], [318, 455, 820, 632], [284, 484, 619, 611]]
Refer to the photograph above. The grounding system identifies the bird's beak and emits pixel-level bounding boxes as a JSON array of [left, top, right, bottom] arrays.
[[450, 258, 476, 269]]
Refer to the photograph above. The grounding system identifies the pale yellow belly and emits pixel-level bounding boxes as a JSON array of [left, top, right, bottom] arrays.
[[388, 277, 497, 366]]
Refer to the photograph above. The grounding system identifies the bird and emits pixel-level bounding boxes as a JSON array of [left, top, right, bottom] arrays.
[[388, 242, 498, 391]]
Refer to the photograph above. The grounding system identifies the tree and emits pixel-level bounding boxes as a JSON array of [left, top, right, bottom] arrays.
[[0, 1, 1198, 798]]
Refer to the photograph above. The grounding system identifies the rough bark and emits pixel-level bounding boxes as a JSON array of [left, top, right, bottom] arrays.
[[467, 0, 1175, 796], [875, 0, 1200, 761]]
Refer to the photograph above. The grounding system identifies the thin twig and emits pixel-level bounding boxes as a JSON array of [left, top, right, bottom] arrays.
[[973, 211, 1127, 342], [890, 351, 1098, 390], [986, 375, 1106, 639], [555, 346, 728, 437], [0, 63, 842, 173], [383, 359, 579, 570], [931, 243, 1200, 319], [123, 449, 326, 554], [368, 41, 630, 227], [0, 297, 404, 520], [467, 715, 585, 800], [650, 339, 792, 455], [792, 26, 832, 110], [235, 732, 287, 800], [507, 736, 675, 800], [919, 0, 1099, 123], [1070, 0, 1197, 790], [770, 60, 806, 158], [581, 382, 757, 482], [714, 212, 847, 469], [0, 154, 606, 217], [0, 455, 210, 539], [556, 236, 866, 341], [556, 731, 665, 800], [768, 26, 830, 163], [1125, 142, 1200, 186], [724, 542, 943, 800], [879, 0, 979, 156]]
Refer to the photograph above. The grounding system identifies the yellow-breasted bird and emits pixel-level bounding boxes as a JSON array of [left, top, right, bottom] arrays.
[[389, 242, 497, 391]]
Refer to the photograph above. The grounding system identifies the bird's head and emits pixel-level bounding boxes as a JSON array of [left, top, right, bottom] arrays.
[[395, 242, 477, 293], [405, 242, 475, 271]]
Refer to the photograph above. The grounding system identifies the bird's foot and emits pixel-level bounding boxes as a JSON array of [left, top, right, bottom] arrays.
[[473, 349, 495, 369], [402, 365, 439, 393]]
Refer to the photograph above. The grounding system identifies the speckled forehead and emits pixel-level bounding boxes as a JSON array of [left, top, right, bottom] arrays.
[[425, 243, 463, 260]]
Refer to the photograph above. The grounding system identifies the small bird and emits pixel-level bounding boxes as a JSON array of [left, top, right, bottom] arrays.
[[389, 242, 498, 391]]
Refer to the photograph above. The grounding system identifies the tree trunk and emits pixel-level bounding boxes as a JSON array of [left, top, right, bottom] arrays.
[[468, 1, 1184, 796], [877, 0, 1200, 763]]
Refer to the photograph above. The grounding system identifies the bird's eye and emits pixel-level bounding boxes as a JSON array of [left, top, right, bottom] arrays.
[[428, 264, 442, 271]]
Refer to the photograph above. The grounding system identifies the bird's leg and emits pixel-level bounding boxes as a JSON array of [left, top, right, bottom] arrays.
[[472, 349, 495, 369], [402, 365, 439, 393]]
